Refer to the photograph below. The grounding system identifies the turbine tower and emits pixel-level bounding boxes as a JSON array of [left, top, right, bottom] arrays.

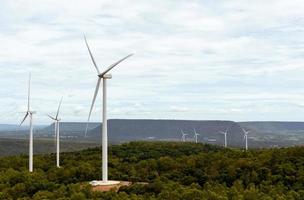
[[219, 128, 228, 147], [84, 35, 133, 184], [20, 73, 35, 172], [47, 97, 63, 168], [242, 128, 250, 150], [193, 128, 200, 143], [180, 129, 188, 142]]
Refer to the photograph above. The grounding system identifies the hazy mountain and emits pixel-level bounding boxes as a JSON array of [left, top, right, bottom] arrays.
[[16, 120, 304, 148], [0, 124, 28, 131], [0, 124, 46, 137], [239, 121, 304, 133], [86, 119, 246, 146], [41, 122, 100, 137]]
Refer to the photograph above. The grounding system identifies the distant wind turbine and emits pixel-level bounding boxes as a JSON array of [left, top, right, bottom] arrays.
[[242, 128, 250, 150], [193, 128, 200, 143], [47, 97, 63, 168], [84, 35, 133, 184], [20, 73, 35, 172], [180, 129, 188, 142], [219, 128, 229, 147]]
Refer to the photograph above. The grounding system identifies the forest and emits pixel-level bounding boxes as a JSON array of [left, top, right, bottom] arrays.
[[0, 141, 303, 200]]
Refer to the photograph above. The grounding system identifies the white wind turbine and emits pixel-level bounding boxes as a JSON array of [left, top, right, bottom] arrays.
[[180, 129, 188, 142], [47, 97, 63, 168], [20, 74, 35, 172], [84, 35, 133, 184], [219, 128, 228, 147], [193, 128, 200, 143], [242, 128, 250, 150]]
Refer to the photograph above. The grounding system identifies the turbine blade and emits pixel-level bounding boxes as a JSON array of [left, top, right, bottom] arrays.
[[55, 96, 63, 119], [84, 34, 100, 74], [242, 128, 247, 133], [100, 54, 133, 77], [20, 112, 29, 126], [47, 114, 56, 120], [28, 73, 31, 111], [85, 77, 101, 136]]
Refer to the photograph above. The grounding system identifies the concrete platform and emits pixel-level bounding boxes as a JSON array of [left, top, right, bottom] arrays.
[[90, 180, 132, 192]]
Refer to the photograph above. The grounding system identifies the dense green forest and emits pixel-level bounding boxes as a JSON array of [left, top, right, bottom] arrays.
[[0, 142, 303, 199]]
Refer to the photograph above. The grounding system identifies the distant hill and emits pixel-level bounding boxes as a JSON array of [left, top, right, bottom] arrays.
[[0, 124, 46, 137], [12, 120, 303, 148], [0, 124, 28, 131], [86, 119, 246, 146], [239, 121, 304, 133], [41, 122, 100, 137]]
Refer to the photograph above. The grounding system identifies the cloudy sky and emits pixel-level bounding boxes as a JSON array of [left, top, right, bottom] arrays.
[[1, 0, 304, 124]]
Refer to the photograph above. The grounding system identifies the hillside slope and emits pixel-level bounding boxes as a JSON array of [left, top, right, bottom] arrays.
[[239, 121, 304, 133], [37, 119, 304, 148], [87, 119, 245, 145]]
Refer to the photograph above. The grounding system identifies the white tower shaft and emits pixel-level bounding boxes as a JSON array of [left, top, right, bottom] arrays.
[[102, 78, 108, 182], [29, 113, 33, 172], [56, 121, 60, 167], [182, 134, 186, 142], [245, 134, 248, 150], [224, 133, 227, 147]]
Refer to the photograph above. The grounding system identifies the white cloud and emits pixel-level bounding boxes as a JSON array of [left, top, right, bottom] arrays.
[[0, 0, 304, 123]]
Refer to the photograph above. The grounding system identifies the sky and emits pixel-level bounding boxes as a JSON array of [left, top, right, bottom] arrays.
[[1, 0, 304, 124]]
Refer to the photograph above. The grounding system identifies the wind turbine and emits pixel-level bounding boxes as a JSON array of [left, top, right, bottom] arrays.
[[20, 73, 35, 172], [180, 129, 188, 142], [193, 128, 200, 143], [84, 35, 133, 184], [242, 128, 250, 150], [219, 128, 228, 147], [47, 97, 63, 168]]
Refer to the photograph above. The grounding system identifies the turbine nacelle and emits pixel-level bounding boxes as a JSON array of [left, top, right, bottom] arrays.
[[99, 73, 112, 79], [47, 115, 61, 122], [20, 110, 36, 126], [47, 97, 63, 122], [219, 131, 227, 135], [219, 128, 229, 135], [242, 128, 250, 137]]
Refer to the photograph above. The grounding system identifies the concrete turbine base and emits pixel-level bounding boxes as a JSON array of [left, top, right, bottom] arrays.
[[90, 180, 120, 186], [90, 180, 132, 192]]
